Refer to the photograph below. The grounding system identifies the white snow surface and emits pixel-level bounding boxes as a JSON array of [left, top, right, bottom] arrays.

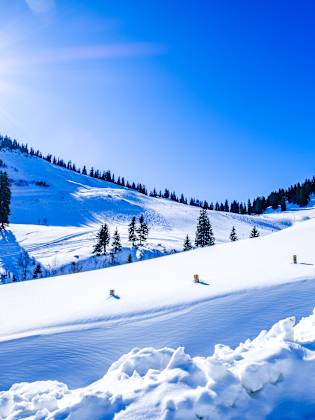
[[2, 310, 315, 419], [0, 149, 289, 273], [2, 149, 315, 418]]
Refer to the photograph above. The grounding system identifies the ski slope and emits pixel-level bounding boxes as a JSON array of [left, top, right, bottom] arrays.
[[0, 149, 288, 275]]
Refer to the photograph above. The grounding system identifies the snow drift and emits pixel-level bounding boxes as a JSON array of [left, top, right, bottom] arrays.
[[2, 309, 315, 419]]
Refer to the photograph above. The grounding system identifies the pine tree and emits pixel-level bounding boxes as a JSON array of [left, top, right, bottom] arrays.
[[280, 196, 287, 211], [127, 253, 132, 263], [137, 214, 149, 246], [128, 216, 138, 247], [183, 234, 193, 251], [229, 226, 238, 242], [33, 263, 42, 279], [195, 209, 215, 247], [249, 226, 260, 238], [93, 224, 110, 255], [112, 228, 122, 254], [0, 171, 11, 229]]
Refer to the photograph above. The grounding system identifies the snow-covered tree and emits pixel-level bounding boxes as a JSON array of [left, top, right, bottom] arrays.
[[249, 226, 260, 238], [183, 234, 193, 251], [195, 209, 215, 247], [229, 226, 238, 242], [93, 224, 110, 255]]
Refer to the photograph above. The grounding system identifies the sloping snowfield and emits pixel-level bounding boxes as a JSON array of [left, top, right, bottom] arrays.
[[0, 150, 289, 272], [1, 149, 315, 418]]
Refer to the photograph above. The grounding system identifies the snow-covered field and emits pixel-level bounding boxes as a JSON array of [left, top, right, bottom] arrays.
[[1, 149, 315, 418], [0, 149, 289, 277], [2, 309, 315, 419]]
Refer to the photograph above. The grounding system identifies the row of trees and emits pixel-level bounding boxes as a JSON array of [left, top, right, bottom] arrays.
[[1, 134, 315, 215], [183, 210, 260, 251], [92, 215, 150, 258]]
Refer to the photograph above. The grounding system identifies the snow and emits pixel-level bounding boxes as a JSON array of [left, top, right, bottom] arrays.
[[0, 149, 288, 274], [1, 149, 315, 418], [2, 309, 315, 419], [1, 216, 315, 342]]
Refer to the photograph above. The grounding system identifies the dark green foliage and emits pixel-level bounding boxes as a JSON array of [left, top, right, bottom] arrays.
[[33, 263, 42, 279], [281, 196, 286, 211], [112, 228, 122, 254], [229, 226, 238, 242], [195, 209, 215, 247], [183, 234, 193, 251], [137, 214, 149, 246], [128, 216, 138, 247], [0, 171, 11, 228], [249, 226, 260, 238], [93, 224, 110, 255]]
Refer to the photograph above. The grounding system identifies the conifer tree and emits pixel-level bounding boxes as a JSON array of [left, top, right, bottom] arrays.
[[249, 226, 260, 238], [280, 196, 287, 211], [33, 263, 42, 279], [0, 171, 11, 229], [229, 226, 238, 242], [183, 234, 193, 251], [127, 253, 132, 263], [93, 224, 110, 255], [137, 214, 149, 246], [112, 228, 122, 254], [195, 209, 215, 247], [128, 216, 138, 247]]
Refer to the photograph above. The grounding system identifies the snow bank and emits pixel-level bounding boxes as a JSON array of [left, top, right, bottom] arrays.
[[2, 310, 315, 419]]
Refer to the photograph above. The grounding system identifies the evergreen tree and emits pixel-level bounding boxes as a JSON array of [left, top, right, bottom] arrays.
[[249, 226, 260, 238], [128, 216, 138, 247], [183, 234, 193, 251], [33, 263, 42, 279], [112, 228, 122, 254], [137, 214, 149, 246], [195, 209, 215, 247], [229, 226, 238, 242], [280, 196, 287, 211], [127, 253, 132, 263], [93, 224, 110, 255], [0, 171, 11, 228]]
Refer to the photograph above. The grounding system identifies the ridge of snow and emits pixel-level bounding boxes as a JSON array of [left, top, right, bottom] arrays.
[[2, 309, 315, 419]]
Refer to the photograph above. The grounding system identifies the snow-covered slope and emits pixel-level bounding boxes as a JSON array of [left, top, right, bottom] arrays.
[[1, 216, 314, 341], [0, 149, 288, 275], [2, 310, 315, 419]]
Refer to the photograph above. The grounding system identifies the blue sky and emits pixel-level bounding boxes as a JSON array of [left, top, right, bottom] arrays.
[[0, 0, 314, 201]]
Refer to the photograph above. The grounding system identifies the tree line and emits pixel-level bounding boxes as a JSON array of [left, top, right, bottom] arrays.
[[183, 209, 260, 251], [1, 134, 315, 215]]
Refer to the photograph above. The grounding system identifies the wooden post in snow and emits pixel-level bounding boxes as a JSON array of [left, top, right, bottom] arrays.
[[293, 255, 297, 264], [109, 289, 115, 297], [193, 274, 200, 283]]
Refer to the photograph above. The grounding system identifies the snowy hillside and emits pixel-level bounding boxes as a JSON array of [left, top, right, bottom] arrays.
[[1, 209, 315, 418], [0, 149, 288, 277]]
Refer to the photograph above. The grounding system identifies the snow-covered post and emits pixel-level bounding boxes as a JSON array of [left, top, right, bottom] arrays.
[[109, 289, 115, 297], [293, 255, 297, 264], [193, 274, 200, 283]]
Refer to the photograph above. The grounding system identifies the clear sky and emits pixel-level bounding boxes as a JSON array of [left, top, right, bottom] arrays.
[[0, 0, 314, 201]]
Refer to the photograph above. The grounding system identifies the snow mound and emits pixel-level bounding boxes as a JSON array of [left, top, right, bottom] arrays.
[[2, 310, 315, 419]]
